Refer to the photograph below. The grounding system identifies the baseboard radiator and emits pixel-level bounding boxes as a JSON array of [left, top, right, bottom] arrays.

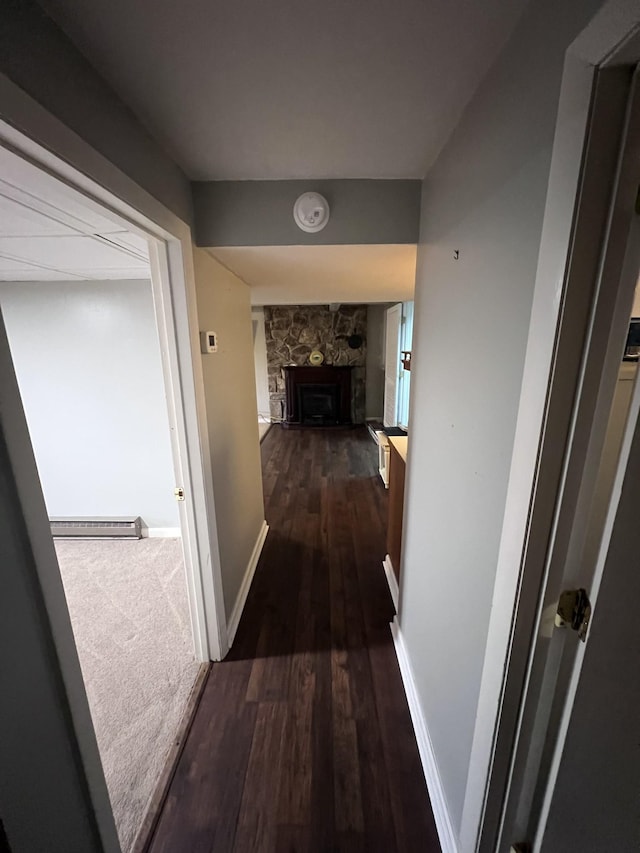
[[50, 516, 143, 539]]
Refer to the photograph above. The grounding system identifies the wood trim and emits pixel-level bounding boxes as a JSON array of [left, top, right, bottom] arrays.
[[133, 663, 211, 853], [391, 618, 459, 853], [226, 521, 269, 648]]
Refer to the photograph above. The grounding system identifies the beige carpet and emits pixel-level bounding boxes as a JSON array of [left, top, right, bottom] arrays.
[[55, 538, 200, 852]]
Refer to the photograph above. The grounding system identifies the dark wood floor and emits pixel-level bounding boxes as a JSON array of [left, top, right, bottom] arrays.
[[147, 426, 440, 853]]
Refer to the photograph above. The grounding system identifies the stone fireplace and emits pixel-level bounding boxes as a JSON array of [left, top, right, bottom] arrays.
[[264, 304, 367, 422]]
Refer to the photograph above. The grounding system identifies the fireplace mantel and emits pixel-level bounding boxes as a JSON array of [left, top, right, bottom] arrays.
[[283, 365, 353, 428]]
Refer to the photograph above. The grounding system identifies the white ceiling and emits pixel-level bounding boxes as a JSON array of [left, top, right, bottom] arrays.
[[40, 0, 528, 180], [212, 244, 417, 305], [0, 151, 150, 281]]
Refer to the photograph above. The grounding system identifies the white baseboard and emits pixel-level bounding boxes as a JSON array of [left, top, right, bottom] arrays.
[[383, 554, 399, 611], [226, 520, 269, 647], [391, 617, 459, 853], [141, 527, 182, 538]]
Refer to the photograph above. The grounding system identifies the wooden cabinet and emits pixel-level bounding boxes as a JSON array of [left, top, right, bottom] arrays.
[[385, 437, 407, 605]]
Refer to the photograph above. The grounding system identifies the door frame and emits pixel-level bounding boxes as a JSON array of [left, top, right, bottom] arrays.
[[397, 300, 413, 431], [502, 74, 640, 851], [0, 80, 229, 851], [384, 302, 402, 427], [460, 6, 640, 851], [0, 129, 228, 663]]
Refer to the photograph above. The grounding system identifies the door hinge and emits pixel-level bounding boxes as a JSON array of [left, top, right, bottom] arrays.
[[174, 487, 185, 501], [555, 588, 592, 642]]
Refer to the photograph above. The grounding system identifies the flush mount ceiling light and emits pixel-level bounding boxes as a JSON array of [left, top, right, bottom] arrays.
[[293, 192, 330, 233]]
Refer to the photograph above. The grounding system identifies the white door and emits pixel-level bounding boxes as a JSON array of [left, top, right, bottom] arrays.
[[397, 301, 414, 430], [474, 66, 640, 853], [535, 356, 640, 852], [383, 303, 402, 427]]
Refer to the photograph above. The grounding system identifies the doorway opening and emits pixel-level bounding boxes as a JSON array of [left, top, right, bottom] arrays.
[[0, 137, 221, 850]]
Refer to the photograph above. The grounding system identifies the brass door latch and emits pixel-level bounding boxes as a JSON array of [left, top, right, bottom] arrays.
[[555, 588, 592, 642]]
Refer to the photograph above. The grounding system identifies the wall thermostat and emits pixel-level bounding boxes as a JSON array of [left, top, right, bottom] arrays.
[[200, 331, 218, 353]]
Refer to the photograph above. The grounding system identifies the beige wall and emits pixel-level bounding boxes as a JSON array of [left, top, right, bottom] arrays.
[[632, 278, 640, 316], [193, 249, 265, 619]]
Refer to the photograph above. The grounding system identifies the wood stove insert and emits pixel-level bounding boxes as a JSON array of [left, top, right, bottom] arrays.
[[283, 365, 353, 427]]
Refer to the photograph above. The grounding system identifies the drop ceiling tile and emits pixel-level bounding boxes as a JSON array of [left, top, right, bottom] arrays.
[[100, 231, 150, 257], [0, 268, 86, 281], [0, 235, 150, 273], [0, 194, 78, 237], [71, 267, 150, 280], [0, 253, 84, 280], [0, 173, 123, 235]]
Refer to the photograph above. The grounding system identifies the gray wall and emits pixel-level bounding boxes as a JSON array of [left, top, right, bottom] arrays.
[[0, 280, 179, 529], [193, 179, 421, 246], [0, 0, 192, 223], [193, 249, 266, 619], [400, 0, 604, 837]]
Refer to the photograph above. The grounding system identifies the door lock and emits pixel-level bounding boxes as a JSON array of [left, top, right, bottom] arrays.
[[555, 588, 591, 642], [174, 487, 185, 501]]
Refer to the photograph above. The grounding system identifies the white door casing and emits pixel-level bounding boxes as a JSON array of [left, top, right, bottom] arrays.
[[384, 303, 402, 427], [398, 301, 414, 430]]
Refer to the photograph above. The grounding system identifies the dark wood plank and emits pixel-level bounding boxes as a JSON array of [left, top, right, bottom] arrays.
[[233, 701, 288, 852], [277, 512, 316, 827], [147, 426, 440, 853], [148, 657, 255, 852], [275, 825, 312, 853]]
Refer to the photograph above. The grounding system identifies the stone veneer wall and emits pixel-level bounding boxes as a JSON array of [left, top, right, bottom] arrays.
[[264, 304, 367, 423]]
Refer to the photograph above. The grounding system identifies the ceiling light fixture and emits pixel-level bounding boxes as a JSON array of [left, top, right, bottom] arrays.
[[293, 192, 330, 233]]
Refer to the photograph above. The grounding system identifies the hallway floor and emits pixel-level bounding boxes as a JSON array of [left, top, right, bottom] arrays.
[[147, 426, 440, 852]]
